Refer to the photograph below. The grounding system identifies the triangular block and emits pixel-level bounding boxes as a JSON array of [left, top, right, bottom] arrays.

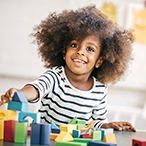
[[12, 92, 28, 103], [68, 117, 77, 124], [51, 121, 60, 130], [86, 121, 94, 128], [55, 131, 74, 142], [103, 133, 117, 144]]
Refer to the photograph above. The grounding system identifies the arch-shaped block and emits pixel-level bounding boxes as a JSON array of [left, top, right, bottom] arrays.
[[18, 112, 40, 123], [0, 109, 16, 120]]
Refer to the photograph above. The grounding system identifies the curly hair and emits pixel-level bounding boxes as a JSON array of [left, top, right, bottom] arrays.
[[31, 5, 134, 85]]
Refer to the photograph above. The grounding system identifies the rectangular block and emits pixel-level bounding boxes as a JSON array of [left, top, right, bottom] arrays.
[[132, 139, 146, 146], [73, 138, 94, 144], [0, 109, 16, 120], [92, 131, 101, 141], [0, 119, 4, 139], [72, 130, 81, 138], [100, 128, 113, 140], [56, 141, 87, 146], [8, 101, 29, 112], [15, 122, 27, 143], [40, 123, 50, 145], [77, 124, 86, 130], [31, 123, 41, 144], [4, 120, 17, 141], [88, 141, 117, 146]]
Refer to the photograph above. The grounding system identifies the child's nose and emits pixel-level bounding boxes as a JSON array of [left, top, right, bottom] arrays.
[[77, 47, 85, 56]]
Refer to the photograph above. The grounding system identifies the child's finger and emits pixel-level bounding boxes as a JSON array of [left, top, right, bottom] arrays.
[[111, 122, 122, 131]]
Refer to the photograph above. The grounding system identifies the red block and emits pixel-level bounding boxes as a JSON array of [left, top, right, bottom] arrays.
[[81, 134, 93, 139], [4, 120, 17, 142], [27, 127, 31, 135], [132, 139, 146, 146]]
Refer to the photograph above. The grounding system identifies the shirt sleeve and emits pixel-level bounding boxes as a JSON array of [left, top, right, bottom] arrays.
[[92, 87, 108, 128], [26, 70, 54, 102]]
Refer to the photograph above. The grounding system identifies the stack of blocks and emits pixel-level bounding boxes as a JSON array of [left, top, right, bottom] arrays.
[[0, 91, 50, 145]]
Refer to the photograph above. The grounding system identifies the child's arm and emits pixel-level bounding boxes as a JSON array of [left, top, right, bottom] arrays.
[[0, 85, 38, 106], [101, 121, 136, 132]]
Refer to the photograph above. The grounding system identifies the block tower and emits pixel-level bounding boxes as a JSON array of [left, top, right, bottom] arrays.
[[0, 91, 50, 145]]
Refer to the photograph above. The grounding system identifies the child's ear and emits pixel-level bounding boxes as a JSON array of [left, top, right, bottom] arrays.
[[95, 57, 104, 68]]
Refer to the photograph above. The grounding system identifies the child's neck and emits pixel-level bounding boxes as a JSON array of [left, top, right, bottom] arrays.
[[64, 66, 94, 91]]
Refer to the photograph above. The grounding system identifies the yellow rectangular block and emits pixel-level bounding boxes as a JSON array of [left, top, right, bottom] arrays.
[[0, 119, 4, 139], [60, 124, 77, 134]]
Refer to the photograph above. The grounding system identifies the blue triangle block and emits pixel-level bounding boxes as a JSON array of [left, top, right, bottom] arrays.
[[51, 121, 60, 130], [12, 91, 28, 102]]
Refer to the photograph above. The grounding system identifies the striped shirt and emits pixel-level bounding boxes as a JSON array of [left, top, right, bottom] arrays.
[[28, 66, 108, 128]]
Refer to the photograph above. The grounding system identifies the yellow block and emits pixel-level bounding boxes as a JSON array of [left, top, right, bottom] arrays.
[[0, 119, 4, 139], [0, 109, 16, 120], [103, 133, 117, 144], [55, 131, 74, 142], [60, 124, 77, 134]]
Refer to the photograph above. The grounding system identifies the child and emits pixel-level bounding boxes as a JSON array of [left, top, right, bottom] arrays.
[[0, 5, 136, 131]]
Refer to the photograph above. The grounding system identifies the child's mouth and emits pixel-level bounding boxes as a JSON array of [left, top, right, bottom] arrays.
[[72, 59, 86, 64]]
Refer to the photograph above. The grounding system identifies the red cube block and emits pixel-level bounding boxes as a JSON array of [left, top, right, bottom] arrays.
[[132, 139, 146, 146], [4, 120, 17, 142]]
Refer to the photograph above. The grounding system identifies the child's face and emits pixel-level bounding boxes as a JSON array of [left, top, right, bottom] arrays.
[[63, 35, 103, 77]]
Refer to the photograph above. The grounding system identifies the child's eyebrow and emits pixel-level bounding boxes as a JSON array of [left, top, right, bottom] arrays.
[[88, 42, 98, 49]]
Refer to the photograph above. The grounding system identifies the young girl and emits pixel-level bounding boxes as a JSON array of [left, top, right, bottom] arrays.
[[0, 5, 136, 131]]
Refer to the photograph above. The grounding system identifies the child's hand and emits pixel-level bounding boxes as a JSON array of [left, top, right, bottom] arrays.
[[0, 88, 20, 106], [101, 121, 136, 132]]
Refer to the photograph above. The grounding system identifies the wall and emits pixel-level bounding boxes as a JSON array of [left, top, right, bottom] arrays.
[[0, 0, 146, 130]]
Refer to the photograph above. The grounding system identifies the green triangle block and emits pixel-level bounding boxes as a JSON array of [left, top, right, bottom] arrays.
[[68, 117, 77, 124]]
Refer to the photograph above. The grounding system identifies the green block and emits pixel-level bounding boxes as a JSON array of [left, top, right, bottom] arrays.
[[73, 138, 94, 144], [92, 131, 101, 141], [15, 122, 27, 143], [77, 124, 85, 130], [56, 141, 87, 146], [77, 120, 86, 125], [69, 117, 77, 124]]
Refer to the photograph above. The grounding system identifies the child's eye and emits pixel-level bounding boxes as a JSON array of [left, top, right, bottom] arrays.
[[87, 47, 94, 52], [71, 43, 78, 48]]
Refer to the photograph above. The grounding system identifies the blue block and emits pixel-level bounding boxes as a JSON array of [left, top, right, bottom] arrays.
[[100, 128, 113, 140], [8, 101, 29, 112], [12, 91, 28, 102], [18, 112, 40, 123], [72, 130, 81, 138], [31, 123, 51, 145], [31, 123, 41, 144], [51, 129, 61, 134], [88, 141, 117, 146], [51, 121, 60, 130], [40, 123, 50, 145]]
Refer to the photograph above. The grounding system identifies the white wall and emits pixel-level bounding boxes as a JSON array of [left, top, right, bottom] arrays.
[[0, 0, 146, 130]]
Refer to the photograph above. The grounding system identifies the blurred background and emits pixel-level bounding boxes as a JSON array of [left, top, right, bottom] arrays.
[[0, 0, 146, 131]]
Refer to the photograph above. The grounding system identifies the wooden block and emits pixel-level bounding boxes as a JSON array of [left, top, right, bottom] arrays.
[[15, 122, 27, 143], [0, 109, 16, 120], [8, 101, 29, 112], [0, 119, 4, 139], [31, 123, 41, 144], [72, 130, 81, 138], [51, 121, 60, 129], [103, 134, 116, 144], [77, 120, 86, 125], [68, 117, 77, 124], [27, 127, 31, 135], [56, 141, 87, 146], [40, 123, 50, 145], [18, 112, 40, 123], [92, 130, 101, 141], [55, 131, 74, 142], [60, 124, 77, 134], [50, 133, 59, 140], [51, 129, 61, 134], [100, 128, 113, 140], [132, 139, 146, 146], [86, 121, 94, 128], [77, 124, 86, 130], [88, 141, 117, 146], [81, 135, 93, 139], [73, 138, 94, 144], [4, 120, 17, 141], [12, 91, 28, 102]]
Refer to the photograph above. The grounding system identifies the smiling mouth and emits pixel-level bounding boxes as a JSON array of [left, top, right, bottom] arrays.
[[72, 59, 86, 64]]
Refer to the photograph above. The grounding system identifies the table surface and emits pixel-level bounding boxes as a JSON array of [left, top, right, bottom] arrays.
[[1, 130, 146, 146]]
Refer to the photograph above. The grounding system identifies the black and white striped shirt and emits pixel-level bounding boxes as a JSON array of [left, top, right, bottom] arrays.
[[28, 66, 108, 128]]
